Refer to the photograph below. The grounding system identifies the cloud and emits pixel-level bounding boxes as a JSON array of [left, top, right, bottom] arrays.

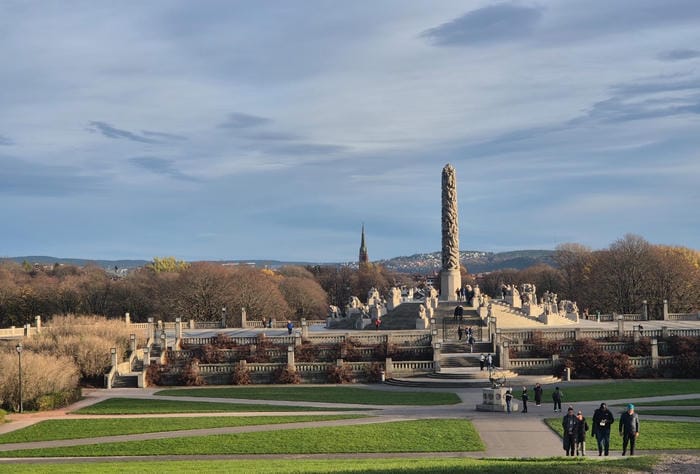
[[0, 155, 101, 196], [421, 3, 543, 46], [87, 121, 160, 143], [141, 130, 188, 141], [0, 135, 13, 146], [218, 113, 271, 129], [658, 49, 700, 61], [129, 156, 199, 181]]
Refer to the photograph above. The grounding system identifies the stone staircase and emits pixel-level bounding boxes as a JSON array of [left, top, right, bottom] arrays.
[[111, 356, 143, 389]]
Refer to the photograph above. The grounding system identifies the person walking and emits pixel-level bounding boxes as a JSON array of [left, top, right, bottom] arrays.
[[575, 410, 589, 455], [468, 334, 474, 352], [562, 407, 578, 456], [286, 320, 294, 335], [552, 386, 563, 412], [479, 354, 485, 371], [521, 387, 529, 413], [505, 390, 513, 414], [592, 402, 615, 456], [457, 326, 463, 341], [619, 404, 640, 456], [534, 383, 543, 406], [486, 353, 493, 370], [374, 318, 381, 330]]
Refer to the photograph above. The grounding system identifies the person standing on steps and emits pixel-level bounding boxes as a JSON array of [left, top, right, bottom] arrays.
[[486, 353, 493, 370], [552, 386, 563, 412], [534, 383, 543, 406], [562, 406, 577, 456], [521, 387, 529, 413], [505, 390, 513, 413], [468, 333, 474, 352], [592, 402, 615, 456], [457, 326, 463, 341], [479, 353, 485, 371], [619, 404, 640, 456], [575, 410, 589, 456]]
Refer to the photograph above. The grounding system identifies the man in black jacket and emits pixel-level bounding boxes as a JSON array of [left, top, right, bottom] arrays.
[[562, 407, 577, 456], [619, 403, 640, 456], [592, 402, 615, 456]]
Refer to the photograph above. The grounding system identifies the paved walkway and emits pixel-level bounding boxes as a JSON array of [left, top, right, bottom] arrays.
[[0, 382, 698, 465]]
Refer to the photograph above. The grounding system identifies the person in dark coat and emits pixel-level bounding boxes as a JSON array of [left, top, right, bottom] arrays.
[[592, 402, 615, 456], [505, 390, 513, 414], [457, 326, 463, 341], [286, 320, 294, 335], [552, 386, 563, 412], [534, 383, 543, 406], [575, 410, 589, 456], [521, 387, 529, 413], [619, 404, 640, 456], [562, 406, 578, 456], [479, 354, 485, 371]]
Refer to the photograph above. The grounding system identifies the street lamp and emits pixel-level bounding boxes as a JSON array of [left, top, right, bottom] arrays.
[[15, 343, 23, 413], [222, 306, 227, 321]]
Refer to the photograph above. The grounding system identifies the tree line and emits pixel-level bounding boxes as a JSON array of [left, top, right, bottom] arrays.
[[1, 234, 698, 326], [477, 234, 700, 318]]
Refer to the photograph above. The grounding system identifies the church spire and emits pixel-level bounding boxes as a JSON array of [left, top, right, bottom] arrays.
[[359, 224, 369, 265]]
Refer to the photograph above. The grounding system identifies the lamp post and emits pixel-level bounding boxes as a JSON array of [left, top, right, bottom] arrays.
[[15, 343, 23, 413]]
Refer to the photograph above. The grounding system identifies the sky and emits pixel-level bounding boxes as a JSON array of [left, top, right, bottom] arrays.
[[2, 0, 700, 263]]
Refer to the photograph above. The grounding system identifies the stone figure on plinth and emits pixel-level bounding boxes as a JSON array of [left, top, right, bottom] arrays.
[[440, 164, 461, 300]]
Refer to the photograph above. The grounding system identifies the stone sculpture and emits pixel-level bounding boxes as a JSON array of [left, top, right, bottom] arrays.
[[440, 164, 461, 300]]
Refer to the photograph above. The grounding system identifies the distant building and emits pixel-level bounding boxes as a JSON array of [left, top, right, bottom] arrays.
[[359, 224, 369, 266]]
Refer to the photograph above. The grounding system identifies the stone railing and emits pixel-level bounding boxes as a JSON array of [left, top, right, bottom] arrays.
[[668, 312, 700, 321]]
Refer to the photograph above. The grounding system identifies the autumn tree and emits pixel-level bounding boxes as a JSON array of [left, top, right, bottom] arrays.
[[278, 276, 328, 319]]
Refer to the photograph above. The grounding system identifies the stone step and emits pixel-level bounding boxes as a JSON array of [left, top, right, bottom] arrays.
[[112, 375, 139, 388]]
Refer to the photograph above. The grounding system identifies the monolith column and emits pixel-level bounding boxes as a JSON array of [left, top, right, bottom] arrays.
[[440, 163, 461, 301]]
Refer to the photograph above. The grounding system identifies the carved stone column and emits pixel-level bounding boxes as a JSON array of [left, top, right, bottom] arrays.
[[439, 164, 461, 301]]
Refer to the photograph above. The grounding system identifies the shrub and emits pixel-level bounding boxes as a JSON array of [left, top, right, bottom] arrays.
[[327, 363, 354, 384], [178, 360, 204, 386], [33, 388, 81, 411], [0, 408, 6, 423], [0, 350, 79, 412], [273, 367, 301, 384], [340, 338, 363, 362], [231, 362, 251, 385], [564, 338, 634, 379], [145, 363, 164, 386], [530, 332, 561, 357], [212, 333, 237, 349], [663, 336, 700, 377], [362, 362, 385, 383], [624, 337, 651, 357]]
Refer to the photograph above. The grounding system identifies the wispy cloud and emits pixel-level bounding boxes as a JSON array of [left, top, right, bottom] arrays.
[[141, 130, 188, 141], [218, 113, 271, 129], [0, 135, 13, 146], [657, 49, 700, 61], [129, 156, 199, 181], [421, 3, 543, 46]]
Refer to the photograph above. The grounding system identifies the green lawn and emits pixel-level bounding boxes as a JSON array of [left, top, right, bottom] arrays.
[[545, 418, 700, 450], [0, 419, 483, 457], [155, 386, 461, 405], [73, 397, 362, 415], [547, 380, 700, 402], [0, 456, 658, 473], [632, 398, 700, 407], [634, 409, 700, 417], [0, 415, 362, 444]]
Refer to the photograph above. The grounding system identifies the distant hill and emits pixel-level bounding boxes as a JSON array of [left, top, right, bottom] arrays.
[[379, 250, 556, 273], [4, 250, 556, 274]]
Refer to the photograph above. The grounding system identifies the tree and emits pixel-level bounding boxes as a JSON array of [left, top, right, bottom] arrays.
[[554, 243, 593, 304], [278, 276, 328, 320], [146, 256, 190, 273]]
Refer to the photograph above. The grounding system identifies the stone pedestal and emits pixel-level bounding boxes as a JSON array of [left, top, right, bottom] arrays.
[[476, 387, 518, 412], [439, 269, 461, 302]]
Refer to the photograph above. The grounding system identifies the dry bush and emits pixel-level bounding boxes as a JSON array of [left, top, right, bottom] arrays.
[[273, 367, 301, 384], [565, 338, 634, 379], [327, 363, 354, 383], [23, 314, 133, 380], [145, 363, 164, 386], [231, 362, 251, 385], [362, 362, 384, 383], [178, 360, 204, 386], [0, 350, 79, 412]]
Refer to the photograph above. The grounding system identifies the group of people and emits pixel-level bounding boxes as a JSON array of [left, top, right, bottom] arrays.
[[503, 386, 641, 457], [454, 286, 475, 304], [479, 353, 493, 371], [562, 403, 640, 456], [457, 326, 475, 348]]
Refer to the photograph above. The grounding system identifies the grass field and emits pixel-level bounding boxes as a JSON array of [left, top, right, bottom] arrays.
[[631, 398, 700, 407], [0, 419, 482, 457], [155, 386, 462, 405], [0, 456, 658, 473], [544, 380, 700, 403], [545, 418, 700, 450], [0, 415, 363, 444], [73, 397, 363, 415], [634, 409, 700, 417]]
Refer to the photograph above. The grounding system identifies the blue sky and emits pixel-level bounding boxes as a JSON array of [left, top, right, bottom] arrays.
[[1, 0, 699, 262]]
